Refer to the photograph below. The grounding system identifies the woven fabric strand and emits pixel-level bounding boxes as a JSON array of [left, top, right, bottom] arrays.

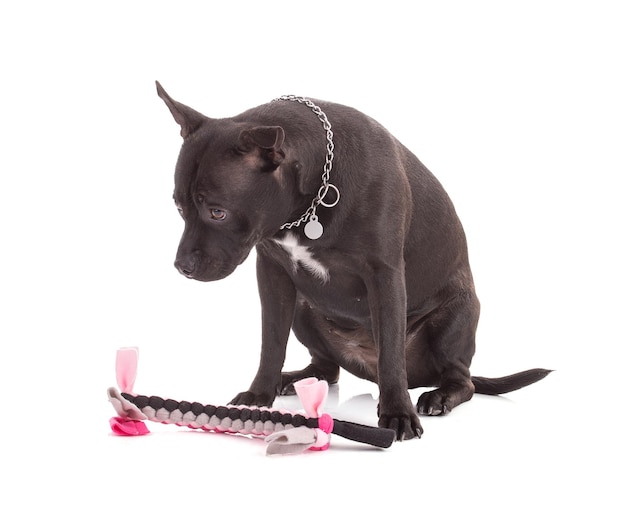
[[121, 392, 317, 437]]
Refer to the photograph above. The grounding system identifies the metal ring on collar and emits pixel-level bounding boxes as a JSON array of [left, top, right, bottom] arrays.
[[318, 183, 340, 208]]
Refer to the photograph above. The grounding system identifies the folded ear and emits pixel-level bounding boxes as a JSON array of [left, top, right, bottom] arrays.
[[156, 81, 207, 139], [238, 126, 285, 170]]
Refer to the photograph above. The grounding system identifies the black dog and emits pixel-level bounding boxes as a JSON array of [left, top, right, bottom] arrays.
[[157, 82, 549, 440]]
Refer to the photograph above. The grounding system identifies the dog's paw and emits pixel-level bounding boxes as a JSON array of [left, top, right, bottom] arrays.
[[416, 389, 452, 416], [279, 372, 299, 396], [279, 382, 297, 396], [229, 391, 274, 407], [378, 411, 423, 441]]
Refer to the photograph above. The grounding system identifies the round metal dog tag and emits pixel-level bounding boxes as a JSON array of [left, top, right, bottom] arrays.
[[304, 216, 323, 240]]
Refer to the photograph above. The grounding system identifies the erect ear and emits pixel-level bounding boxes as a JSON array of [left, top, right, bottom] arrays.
[[238, 126, 285, 170], [156, 81, 207, 139]]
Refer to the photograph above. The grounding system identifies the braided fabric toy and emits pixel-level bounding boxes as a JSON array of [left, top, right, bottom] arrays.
[[108, 348, 395, 455]]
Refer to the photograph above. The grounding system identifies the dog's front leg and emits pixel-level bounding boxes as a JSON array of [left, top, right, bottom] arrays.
[[229, 251, 296, 407], [368, 267, 423, 440]]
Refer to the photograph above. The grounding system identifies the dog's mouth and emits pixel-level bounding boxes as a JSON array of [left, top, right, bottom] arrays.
[[174, 247, 248, 282], [175, 236, 257, 282], [175, 260, 238, 282]]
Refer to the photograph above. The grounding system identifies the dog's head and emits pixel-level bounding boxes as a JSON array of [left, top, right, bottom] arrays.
[[157, 82, 293, 281]]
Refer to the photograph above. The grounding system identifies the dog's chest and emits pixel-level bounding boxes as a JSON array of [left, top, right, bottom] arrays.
[[272, 233, 330, 283]]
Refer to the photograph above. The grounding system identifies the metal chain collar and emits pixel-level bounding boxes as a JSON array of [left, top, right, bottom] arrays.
[[272, 95, 340, 240]]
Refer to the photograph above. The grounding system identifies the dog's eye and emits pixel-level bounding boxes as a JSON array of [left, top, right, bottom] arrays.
[[210, 209, 227, 221]]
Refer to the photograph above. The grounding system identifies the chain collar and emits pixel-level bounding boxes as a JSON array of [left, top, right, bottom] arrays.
[[272, 95, 340, 240]]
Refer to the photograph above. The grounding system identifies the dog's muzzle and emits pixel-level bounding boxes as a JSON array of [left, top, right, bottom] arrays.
[[174, 250, 240, 282]]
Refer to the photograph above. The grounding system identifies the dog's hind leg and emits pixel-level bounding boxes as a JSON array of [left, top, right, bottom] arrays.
[[414, 291, 480, 416], [279, 302, 341, 395]]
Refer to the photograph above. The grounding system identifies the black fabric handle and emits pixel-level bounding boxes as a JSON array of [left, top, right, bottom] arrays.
[[331, 419, 396, 448]]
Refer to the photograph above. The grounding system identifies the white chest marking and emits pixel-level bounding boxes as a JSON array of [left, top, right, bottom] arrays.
[[274, 233, 330, 283]]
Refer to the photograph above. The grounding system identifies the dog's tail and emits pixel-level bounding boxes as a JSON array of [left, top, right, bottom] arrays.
[[471, 368, 552, 395]]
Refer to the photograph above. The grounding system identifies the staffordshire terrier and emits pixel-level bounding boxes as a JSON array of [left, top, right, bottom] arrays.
[[156, 82, 550, 440]]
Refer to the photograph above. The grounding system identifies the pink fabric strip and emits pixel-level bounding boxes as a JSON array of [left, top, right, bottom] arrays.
[[110, 416, 149, 436], [293, 377, 332, 449], [115, 347, 139, 394]]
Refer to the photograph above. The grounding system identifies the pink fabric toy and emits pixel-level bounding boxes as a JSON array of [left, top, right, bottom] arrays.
[[108, 348, 395, 455]]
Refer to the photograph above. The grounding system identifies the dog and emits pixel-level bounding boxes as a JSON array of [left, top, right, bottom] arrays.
[[156, 82, 550, 440]]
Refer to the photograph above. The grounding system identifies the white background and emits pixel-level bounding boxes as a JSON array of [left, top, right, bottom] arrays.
[[1, 1, 624, 508]]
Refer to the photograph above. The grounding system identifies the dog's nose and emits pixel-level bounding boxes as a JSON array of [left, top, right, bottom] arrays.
[[175, 254, 197, 277]]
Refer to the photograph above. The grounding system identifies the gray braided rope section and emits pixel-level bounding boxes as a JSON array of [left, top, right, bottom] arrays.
[[108, 387, 304, 437], [147, 404, 295, 436]]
